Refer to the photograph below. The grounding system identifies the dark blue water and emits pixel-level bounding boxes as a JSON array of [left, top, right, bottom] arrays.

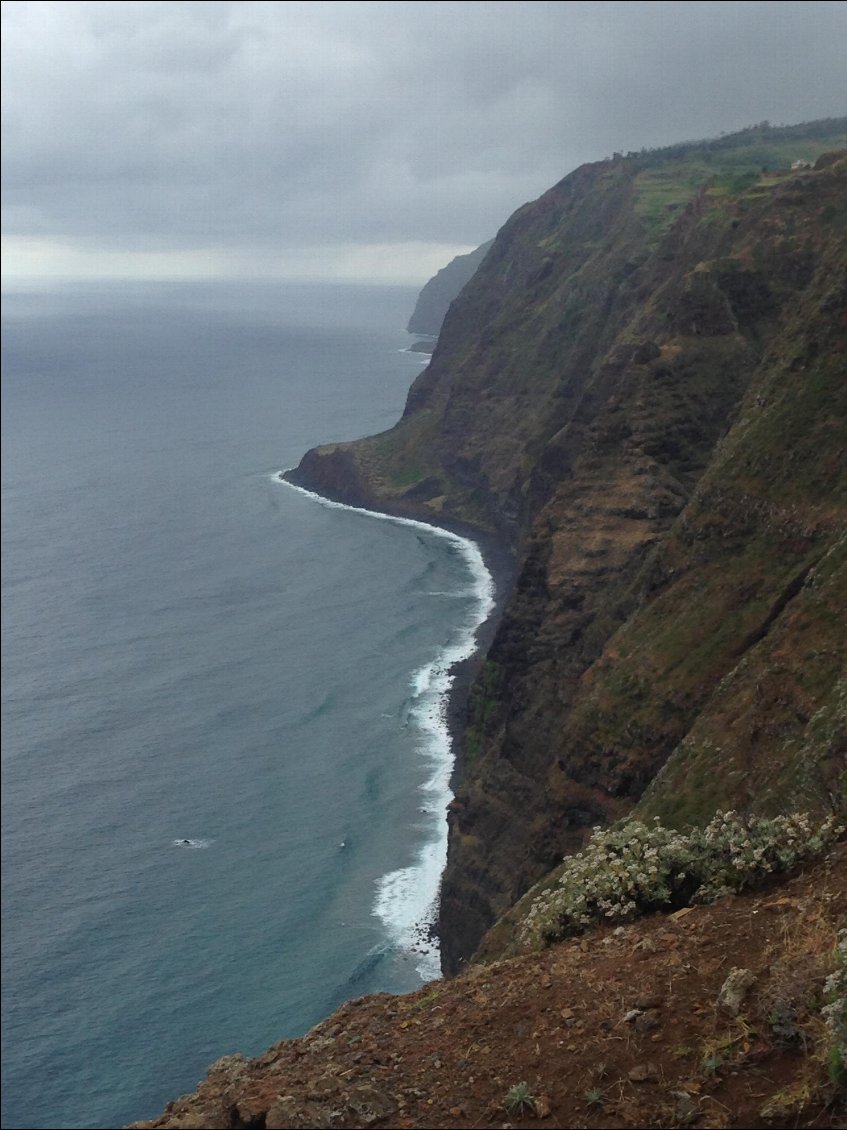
[[1, 281, 490, 1130]]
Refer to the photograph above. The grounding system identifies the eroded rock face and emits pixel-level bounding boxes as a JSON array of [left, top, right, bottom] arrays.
[[288, 131, 847, 972]]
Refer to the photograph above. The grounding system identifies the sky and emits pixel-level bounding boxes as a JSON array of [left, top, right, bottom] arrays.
[[2, 1, 845, 286]]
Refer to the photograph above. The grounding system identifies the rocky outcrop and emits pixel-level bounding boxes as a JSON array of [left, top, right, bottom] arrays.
[[287, 121, 847, 973], [406, 240, 494, 336]]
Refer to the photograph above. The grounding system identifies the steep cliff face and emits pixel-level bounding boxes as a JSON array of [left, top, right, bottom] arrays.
[[286, 120, 847, 973], [406, 239, 494, 336]]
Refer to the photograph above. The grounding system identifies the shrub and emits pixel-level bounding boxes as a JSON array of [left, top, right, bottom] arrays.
[[519, 811, 842, 948], [822, 929, 846, 1085]]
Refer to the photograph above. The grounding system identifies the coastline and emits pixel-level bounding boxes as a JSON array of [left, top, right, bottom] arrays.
[[276, 468, 516, 972], [277, 470, 516, 775]]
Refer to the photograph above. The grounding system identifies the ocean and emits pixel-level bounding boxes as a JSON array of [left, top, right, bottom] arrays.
[[0, 280, 493, 1130]]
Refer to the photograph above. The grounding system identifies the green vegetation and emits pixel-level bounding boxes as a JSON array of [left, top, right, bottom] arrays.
[[584, 1086, 603, 1107], [412, 988, 441, 1010], [702, 1052, 723, 1076], [627, 117, 847, 169], [822, 930, 846, 1085], [505, 1081, 536, 1115], [631, 117, 847, 242], [518, 811, 843, 949]]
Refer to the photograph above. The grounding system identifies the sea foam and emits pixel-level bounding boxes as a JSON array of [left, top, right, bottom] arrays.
[[276, 472, 494, 980]]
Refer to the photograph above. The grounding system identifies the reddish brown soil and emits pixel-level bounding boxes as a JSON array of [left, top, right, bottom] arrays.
[[129, 844, 845, 1130]]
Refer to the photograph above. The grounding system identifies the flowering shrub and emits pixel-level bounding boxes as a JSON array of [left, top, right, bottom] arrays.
[[519, 811, 843, 948]]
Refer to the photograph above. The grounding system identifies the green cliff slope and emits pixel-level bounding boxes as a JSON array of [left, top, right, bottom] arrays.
[[287, 119, 847, 972]]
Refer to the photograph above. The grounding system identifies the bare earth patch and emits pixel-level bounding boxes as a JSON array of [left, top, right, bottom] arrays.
[[129, 843, 845, 1130]]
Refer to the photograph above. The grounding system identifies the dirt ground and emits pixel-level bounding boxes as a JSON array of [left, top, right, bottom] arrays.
[[130, 843, 845, 1130]]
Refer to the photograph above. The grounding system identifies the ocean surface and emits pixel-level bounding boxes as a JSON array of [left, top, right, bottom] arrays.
[[0, 281, 493, 1130]]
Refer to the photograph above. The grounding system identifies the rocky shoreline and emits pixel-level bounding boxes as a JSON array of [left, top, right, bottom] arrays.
[[278, 466, 517, 940], [278, 463, 517, 967]]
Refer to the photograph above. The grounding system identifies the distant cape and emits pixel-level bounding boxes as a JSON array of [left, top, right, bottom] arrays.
[[407, 240, 493, 336]]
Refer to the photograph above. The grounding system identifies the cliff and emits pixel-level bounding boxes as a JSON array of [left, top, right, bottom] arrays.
[[406, 240, 494, 336], [286, 119, 847, 972], [137, 119, 847, 1128]]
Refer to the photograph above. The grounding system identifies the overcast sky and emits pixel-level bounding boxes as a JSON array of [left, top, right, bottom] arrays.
[[2, 1, 845, 285]]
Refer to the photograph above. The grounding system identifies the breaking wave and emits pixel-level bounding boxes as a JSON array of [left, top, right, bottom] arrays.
[[276, 472, 494, 979]]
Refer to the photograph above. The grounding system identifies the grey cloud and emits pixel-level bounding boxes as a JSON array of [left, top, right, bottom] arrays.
[[2, 0, 845, 269]]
